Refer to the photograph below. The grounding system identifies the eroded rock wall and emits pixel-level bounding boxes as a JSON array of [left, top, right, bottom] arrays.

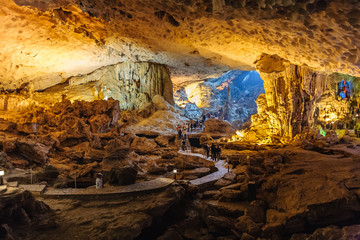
[[0, 62, 174, 112], [251, 54, 360, 138], [1, 0, 359, 90], [65, 61, 174, 110]]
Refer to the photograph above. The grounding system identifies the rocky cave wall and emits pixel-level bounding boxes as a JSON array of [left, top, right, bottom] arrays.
[[55, 61, 173, 110], [0, 62, 174, 112], [251, 54, 360, 138], [1, 0, 360, 90]]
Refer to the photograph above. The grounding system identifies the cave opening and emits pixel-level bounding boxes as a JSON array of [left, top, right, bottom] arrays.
[[174, 70, 264, 128]]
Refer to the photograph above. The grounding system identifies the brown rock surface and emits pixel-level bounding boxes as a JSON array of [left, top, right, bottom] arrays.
[[1, 0, 360, 90], [204, 119, 233, 135], [131, 137, 158, 155], [35, 184, 184, 240], [0, 188, 57, 239]]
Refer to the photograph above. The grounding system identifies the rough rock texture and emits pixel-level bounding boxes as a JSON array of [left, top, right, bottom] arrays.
[[204, 119, 233, 135], [0, 99, 134, 183], [36, 184, 185, 240], [174, 70, 264, 123], [0, 0, 359, 90], [109, 166, 137, 185], [57, 62, 173, 109], [0, 188, 57, 239], [250, 54, 360, 138]]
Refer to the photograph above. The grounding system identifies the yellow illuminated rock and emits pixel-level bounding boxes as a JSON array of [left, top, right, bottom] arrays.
[[0, 0, 359, 90]]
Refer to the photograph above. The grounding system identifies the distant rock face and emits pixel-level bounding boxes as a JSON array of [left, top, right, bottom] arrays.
[[174, 70, 264, 123], [251, 54, 360, 138], [37, 62, 174, 110], [204, 119, 233, 135]]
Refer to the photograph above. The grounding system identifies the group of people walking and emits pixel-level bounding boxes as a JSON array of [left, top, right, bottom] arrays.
[[176, 120, 204, 140], [202, 143, 221, 161]]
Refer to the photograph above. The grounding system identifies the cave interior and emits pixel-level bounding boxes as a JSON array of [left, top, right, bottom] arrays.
[[1, 0, 360, 239]]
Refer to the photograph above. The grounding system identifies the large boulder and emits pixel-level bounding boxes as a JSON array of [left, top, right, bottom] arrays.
[[88, 114, 111, 133], [109, 166, 137, 185], [0, 189, 57, 239], [152, 95, 174, 111], [16, 122, 40, 134], [235, 216, 262, 237], [154, 135, 170, 147], [204, 119, 233, 134], [245, 200, 266, 223], [15, 136, 51, 164], [0, 151, 13, 170], [58, 116, 92, 144], [103, 138, 130, 161], [0, 120, 16, 132], [220, 189, 248, 201], [131, 137, 157, 155]]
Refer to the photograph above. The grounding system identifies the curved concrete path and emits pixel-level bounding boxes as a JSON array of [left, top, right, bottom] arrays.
[[177, 151, 229, 186], [42, 152, 229, 197], [44, 178, 174, 197]]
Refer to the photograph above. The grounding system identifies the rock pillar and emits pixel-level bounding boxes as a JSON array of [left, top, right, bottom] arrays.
[[253, 54, 327, 137]]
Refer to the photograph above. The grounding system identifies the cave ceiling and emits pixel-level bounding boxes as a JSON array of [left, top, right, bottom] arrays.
[[1, 0, 359, 90]]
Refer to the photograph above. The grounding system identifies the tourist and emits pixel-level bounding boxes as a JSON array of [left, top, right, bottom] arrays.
[[216, 145, 221, 161], [96, 173, 103, 189], [202, 143, 208, 158], [178, 127, 182, 139], [181, 139, 186, 151], [183, 127, 187, 139], [211, 143, 216, 161]]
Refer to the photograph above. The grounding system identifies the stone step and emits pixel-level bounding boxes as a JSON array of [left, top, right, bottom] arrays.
[[19, 184, 47, 193]]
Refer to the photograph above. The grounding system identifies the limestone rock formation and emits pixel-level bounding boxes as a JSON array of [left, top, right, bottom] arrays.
[[31, 62, 174, 111], [204, 119, 233, 135], [250, 54, 360, 138], [37, 184, 185, 240], [0, 188, 57, 239], [0, 0, 359, 90]]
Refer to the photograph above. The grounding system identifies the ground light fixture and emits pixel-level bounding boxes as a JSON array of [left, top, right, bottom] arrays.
[[0, 170, 4, 185], [173, 169, 177, 180]]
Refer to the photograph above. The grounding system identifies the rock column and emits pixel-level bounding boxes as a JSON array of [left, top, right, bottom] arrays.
[[253, 54, 328, 137]]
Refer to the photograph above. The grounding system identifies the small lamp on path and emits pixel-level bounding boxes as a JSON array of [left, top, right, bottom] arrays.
[[173, 169, 177, 181], [0, 170, 4, 185]]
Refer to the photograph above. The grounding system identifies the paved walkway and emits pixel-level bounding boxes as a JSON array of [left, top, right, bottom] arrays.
[[177, 151, 230, 186], [44, 178, 174, 197], [35, 152, 229, 197]]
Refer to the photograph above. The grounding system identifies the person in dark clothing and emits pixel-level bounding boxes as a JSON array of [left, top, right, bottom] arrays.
[[182, 139, 186, 151], [178, 128, 182, 139], [211, 143, 216, 161], [216, 146, 221, 161], [206, 144, 210, 158], [203, 143, 208, 158]]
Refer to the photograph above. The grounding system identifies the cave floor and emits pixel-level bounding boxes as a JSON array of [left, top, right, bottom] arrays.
[[23, 136, 360, 239]]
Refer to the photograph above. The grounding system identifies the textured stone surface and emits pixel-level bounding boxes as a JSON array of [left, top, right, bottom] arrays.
[[37, 184, 185, 240], [249, 54, 360, 138], [0, 188, 56, 239], [0, 0, 359, 90], [204, 119, 233, 135]]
